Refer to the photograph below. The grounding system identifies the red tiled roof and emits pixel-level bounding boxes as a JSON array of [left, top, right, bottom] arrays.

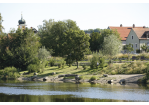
[[132, 28, 149, 39], [109, 26, 144, 40]]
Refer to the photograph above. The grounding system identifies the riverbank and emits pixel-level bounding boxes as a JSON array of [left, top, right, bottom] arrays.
[[17, 74, 145, 85]]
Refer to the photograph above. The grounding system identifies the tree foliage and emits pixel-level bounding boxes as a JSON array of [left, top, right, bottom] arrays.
[[64, 29, 90, 68], [102, 34, 122, 58], [89, 32, 102, 52], [141, 44, 148, 52], [0, 28, 41, 70], [123, 43, 134, 53], [0, 13, 4, 34]]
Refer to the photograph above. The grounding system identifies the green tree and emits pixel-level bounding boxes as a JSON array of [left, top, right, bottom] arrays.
[[141, 44, 148, 53], [123, 44, 134, 53], [89, 32, 102, 52], [123, 43, 134, 60], [102, 34, 122, 65], [0, 28, 41, 70], [64, 29, 90, 68], [0, 13, 4, 34]]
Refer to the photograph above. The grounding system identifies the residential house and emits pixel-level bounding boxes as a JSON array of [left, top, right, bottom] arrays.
[[126, 28, 149, 53], [108, 24, 144, 46]]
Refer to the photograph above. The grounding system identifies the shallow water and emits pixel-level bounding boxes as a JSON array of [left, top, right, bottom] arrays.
[[0, 80, 149, 102]]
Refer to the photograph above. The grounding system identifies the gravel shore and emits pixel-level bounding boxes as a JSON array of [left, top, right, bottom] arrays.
[[17, 74, 145, 85]]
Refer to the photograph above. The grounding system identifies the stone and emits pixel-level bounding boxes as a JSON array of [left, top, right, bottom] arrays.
[[119, 79, 126, 84], [43, 77, 48, 81], [34, 72, 38, 75], [108, 79, 113, 83], [58, 75, 65, 78], [52, 72, 56, 75], [75, 75, 79, 80], [103, 74, 108, 77]]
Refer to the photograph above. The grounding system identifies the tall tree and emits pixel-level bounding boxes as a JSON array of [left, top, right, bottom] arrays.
[[89, 32, 102, 52], [102, 34, 122, 65], [0, 28, 40, 70], [64, 29, 90, 68], [0, 13, 4, 34]]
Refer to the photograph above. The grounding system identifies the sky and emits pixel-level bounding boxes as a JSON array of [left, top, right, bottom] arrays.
[[1, 1, 149, 33]]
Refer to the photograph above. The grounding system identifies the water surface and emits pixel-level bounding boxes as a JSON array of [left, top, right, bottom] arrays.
[[0, 80, 148, 102]]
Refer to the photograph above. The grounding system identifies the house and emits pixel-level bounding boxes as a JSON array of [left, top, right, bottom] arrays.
[[126, 28, 149, 53], [108, 24, 144, 46]]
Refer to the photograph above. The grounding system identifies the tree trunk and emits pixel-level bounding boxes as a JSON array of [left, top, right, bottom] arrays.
[[77, 61, 79, 69]]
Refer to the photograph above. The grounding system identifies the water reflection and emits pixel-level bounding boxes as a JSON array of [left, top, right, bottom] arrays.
[[0, 80, 149, 102]]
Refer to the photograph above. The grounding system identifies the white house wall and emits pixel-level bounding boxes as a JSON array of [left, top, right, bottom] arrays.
[[126, 29, 140, 53]]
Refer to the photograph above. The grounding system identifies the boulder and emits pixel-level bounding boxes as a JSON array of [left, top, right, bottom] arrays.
[[119, 79, 126, 84], [52, 72, 56, 75], [103, 74, 108, 77], [43, 77, 48, 81], [108, 79, 113, 83], [34, 72, 38, 75], [58, 75, 65, 78], [75, 75, 79, 80]]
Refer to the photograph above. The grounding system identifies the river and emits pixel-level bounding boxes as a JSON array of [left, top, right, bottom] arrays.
[[0, 80, 149, 102]]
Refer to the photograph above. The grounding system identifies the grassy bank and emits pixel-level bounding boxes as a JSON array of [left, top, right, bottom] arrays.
[[18, 61, 149, 80]]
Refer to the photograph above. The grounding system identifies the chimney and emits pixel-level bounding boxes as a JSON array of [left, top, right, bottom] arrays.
[[133, 24, 135, 28], [120, 24, 122, 27], [143, 26, 146, 28]]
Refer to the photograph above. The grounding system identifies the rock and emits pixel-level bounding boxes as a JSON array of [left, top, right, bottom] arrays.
[[75, 75, 79, 80], [108, 79, 113, 83], [52, 72, 56, 75], [119, 79, 126, 84], [34, 72, 38, 75], [103, 74, 108, 77], [43, 77, 48, 81], [58, 75, 65, 78]]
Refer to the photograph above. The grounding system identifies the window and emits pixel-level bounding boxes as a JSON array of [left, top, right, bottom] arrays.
[[132, 35, 133, 39], [131, 43, 133, 48], [136, 43, 137, 48]]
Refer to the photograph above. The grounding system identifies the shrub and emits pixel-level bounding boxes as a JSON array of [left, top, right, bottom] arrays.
[[65, 58, 73, 67], [27, 64, 39, 73], [2, 67, 19, 78], [78, 76, 84, 80], [82, 64, 87, 70], [99, 57, 105, 68], [90, 52, 99, 69], [90, 76, 96, 81], [57, 60, 66, 68], [49, 58, 55, 67]]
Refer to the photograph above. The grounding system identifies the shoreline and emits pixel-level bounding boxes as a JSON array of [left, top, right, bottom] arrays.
[[17, 74, 145, 85]]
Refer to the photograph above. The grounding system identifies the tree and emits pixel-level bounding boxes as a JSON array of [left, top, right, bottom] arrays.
[[0, 13, 4, 34], [89, 32, 102, 52], [38, 46, 50, 61], [0, 28, 41, 70], [64, 29, 90, 68], [141, 44, 148, 53], [123, 44, 134, 53], [102, 34, 122, 65], [123, 43, 134, 60], [38, 19, 55, 50]]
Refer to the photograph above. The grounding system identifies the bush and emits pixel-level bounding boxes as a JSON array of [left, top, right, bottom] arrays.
[[90, 52, 99, 69], [57, 60, 66, 68], [78, 76, 84, 80], [90, 76, 96, 81], [27, 64, 39, 73], [2, 67, 19, 78], [99, 57, 105, 68], [49, 58, 55, 67], [82, 64, 87, 70]]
